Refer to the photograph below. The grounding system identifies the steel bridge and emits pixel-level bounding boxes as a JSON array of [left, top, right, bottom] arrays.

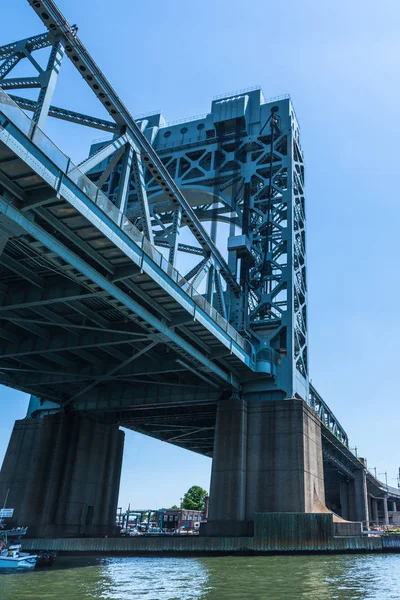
[[0, 0, 398, 536]]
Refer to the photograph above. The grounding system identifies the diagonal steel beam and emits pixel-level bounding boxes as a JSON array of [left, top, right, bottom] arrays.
[[67, 340, 158, 402], [183, 256, 210, 283], [31, 40, 64, 132], [74, 134, 128, 175], [115, 145, 134, 222], [167, 426, 214, 443], [1, 252, 45, 288], [96, 145, 125, 187], [0, 315, 148, 337], [0, 285, 106, 313], [10, 95, 119, 133], [0, 332, 150, 360], [0, 33, 52, 60], [130, 143, 153, 243], [154, 240, 204, 256], [0, 77, 41, 90]]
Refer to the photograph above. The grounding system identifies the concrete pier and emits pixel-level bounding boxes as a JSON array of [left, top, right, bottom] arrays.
[[203, 398, 325, 536], [0, 414, 124, 537], [371, 497, 379, 525], [383, 494, 389, 526], [352, 469, 369, 525]]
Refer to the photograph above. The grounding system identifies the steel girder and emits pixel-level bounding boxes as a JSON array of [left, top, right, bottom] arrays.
[[9, 95, 119, 133], [309, 383, 348, 447]]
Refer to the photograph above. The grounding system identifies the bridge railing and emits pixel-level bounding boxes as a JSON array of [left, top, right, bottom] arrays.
[[309, 383, 349, 447], [0, 87, 252, 356], [366, 470, 400, 496]]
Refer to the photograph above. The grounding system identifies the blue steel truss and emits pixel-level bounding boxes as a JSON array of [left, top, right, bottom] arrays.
[[0, 0, 345, 446], [88, 92, 307, 400]]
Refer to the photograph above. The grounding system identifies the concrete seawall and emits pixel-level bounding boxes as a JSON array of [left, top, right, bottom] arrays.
[[21, 514, 396, 555], [23, 513, 400, 555], [21, 534, 382, 554]]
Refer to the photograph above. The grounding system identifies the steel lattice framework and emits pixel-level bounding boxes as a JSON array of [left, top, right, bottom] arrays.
[[87, 91, 307, 399], [0, 0, 348, 448]]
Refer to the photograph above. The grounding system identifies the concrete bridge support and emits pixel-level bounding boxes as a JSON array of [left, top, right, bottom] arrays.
[[339, 480, 350, 520], [203, 397, 325, 536], [0, 413, 124, 537], [371, 497, 379, 525], [332, 470, 369, 525], [383, 494, 389, 526], [352, 469, 370, 525]]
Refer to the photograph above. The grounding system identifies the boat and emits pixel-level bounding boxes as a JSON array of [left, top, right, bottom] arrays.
[[0, 527, 37, 570], [0, 544, 37, 569]]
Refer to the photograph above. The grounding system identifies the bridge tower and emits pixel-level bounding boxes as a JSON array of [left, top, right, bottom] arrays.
[[89, 88, 308, 401]]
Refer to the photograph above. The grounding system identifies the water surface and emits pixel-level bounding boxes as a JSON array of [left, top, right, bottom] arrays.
[[1, 554, 399, 599]]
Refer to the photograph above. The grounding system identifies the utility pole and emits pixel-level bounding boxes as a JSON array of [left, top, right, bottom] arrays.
[[379, 472, 388, 488]]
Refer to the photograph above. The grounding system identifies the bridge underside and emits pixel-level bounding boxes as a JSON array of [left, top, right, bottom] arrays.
[[0, 110, 255, 416], [76, 403, 218, 457]]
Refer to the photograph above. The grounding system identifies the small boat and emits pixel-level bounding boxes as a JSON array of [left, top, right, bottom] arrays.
[[0, 544, 37, 570], [0, 527, 37, 570]]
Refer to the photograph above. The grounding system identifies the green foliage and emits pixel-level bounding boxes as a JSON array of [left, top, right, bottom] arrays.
[[170, 505, 179, 509], [181, 485, 208, 511]]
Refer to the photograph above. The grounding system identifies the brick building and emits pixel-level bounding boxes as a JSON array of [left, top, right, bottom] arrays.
[[159, 508, 206, 532]]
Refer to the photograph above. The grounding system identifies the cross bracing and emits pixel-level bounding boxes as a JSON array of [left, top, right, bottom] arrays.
[[0, 0, 349, 455]]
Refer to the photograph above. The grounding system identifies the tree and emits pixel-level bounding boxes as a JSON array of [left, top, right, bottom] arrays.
[[170, 505, 179, 509], [181, 485, 208, 511]]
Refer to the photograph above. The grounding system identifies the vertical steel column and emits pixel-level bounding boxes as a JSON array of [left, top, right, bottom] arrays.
[[205, 264, 215, 305], [130, 143, 154, 243], [31, 40, 65, 133], [168, 207, 182, 266], [115, 145, 134, 224], [214, 269, 227, 320]]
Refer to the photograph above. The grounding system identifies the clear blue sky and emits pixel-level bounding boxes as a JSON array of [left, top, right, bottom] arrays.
[[1, 0, 400, 507]]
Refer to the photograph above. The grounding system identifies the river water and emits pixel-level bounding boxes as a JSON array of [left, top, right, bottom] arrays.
[[1, 554, 400, 599]]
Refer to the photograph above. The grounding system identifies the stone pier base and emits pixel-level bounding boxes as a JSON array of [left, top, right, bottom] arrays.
[[0, 413, 124, 537], [202, 398, 325, 536]]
